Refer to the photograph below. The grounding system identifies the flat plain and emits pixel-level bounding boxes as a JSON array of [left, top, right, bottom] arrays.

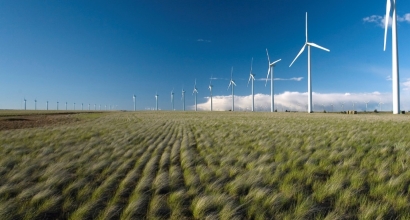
[[1, 110, 410, 219]]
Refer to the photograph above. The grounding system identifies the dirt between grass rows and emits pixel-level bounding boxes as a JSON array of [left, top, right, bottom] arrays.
[[0, 114, 81, 131]]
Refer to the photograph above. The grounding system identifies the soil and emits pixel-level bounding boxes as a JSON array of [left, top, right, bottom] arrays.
[[0, 113, 81, 131]]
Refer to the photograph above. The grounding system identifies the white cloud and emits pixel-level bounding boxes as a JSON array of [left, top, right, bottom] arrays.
[[194, 91, 410, 112], [403, 79, 410, 91], [197, 39, 211, 43], [363, 13, 410, 28]]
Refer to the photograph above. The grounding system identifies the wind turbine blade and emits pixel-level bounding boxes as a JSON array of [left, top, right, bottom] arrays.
[[266, 48, 270, 63], [306, 12, 308, 42], [308, 43, 330, 52], [231, 67, 233, 80], [250, 57, 253, 73], [228, 81, 231, 90], [232, 81, 236, 86], [289, 44, 306, 67], [247, 74, 251, 87], [265, 68, 270, 87], [271, 59, 282, 65], [384, 0, 391, 51]]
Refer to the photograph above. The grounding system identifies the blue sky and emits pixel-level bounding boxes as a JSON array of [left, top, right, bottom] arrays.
[[1, 0, 409, 111]]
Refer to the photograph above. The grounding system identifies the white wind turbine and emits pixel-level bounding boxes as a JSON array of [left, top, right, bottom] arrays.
[[193, 79, 198, 111], [227, 67, 236, 111], [34, 99, 37, 110], [133, 94, 136, 111], [155, 93, 159, 111], [24, 98, 27, 110], [94, 104, 96, 111], [81, 103, 83, 111], [65, 102, 67, 110], [74, 102, 76, 110], [182, 88, 186, 111], [289, 12, 330, 113], [266, 49, 281, 112], [171, 89, 174, 111], [248, 58, 256, 112], [99, 104, 101, 110], [88, 103, 90, 111], [384, 0, 400, 114], [209, 76, 213, 111], [365, 101, 369, 112], [46, 101, 49, 110]]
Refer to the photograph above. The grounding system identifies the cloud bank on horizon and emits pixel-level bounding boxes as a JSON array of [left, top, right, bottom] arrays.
[[193, 89, 410, 112]]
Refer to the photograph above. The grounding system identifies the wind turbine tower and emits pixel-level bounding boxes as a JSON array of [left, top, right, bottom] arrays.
[[228, 67, 236, 111], [155, 93, 159, 111], [266, 49, 281, 112], [365, 101, 369, 112], [34, 99, 37, 110], [384, 0, 400, 114], [182, 89, 186, 111], [65, 102, 67, 111], [193, 79, 198, 111], [133, 94, 136, 111], [248, 58, 256, 112], [171, 89, 175, 111], [24, 98, 27, 110], [57, 101, 59, 110], [46, 101, 49, 110], [94, 104, 96, 111], [289, 12, 330, 113], [209, 77, 213, 111], [81, 103, 83, 111]]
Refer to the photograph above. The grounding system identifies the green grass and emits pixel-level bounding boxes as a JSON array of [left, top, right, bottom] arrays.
[[1, 111, 410, 219]]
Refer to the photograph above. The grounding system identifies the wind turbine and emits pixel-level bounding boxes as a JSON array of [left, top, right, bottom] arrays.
[[94, 104, 96, 111], [384, 0, 400, 114], [65, 102, 67, 110], [352, 102, 357, 111], [289, 12, 330, 113], [266, 49, 281, 112], [57, 101, 59, 110], [99, 104, 101, 110], [227, 67, 236, 111], [34, 99, 37, 110], [81, 103, 83, 111], [209, 76, 213, 111], [341, 102, 345, 112], [133, 94, 136, 111], [88, 103, 90, 111], [365, 101, 369, 112], [155, 93, 159, 111], [182, 88, 186, 111], [24, 98, 27, 110], [46, 101, 49, 110], [248, 58, 256, 112], [74, 102, 76, 110], [193, 79, 198, 111], [171, 89, 175, 111]]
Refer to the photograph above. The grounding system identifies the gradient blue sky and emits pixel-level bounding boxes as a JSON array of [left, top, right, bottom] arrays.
[[1, 0, 409, 111]]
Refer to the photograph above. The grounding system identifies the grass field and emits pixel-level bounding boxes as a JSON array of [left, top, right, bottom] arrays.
[[1, 111, 410, 219]]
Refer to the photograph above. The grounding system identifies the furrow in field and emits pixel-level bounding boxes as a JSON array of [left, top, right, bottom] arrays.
[[120, 120, 176, 219], [91, 120, 175, 220]]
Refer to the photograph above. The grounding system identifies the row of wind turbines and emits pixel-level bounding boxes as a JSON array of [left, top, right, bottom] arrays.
[[143, 5, 401, 114], [21, 99, 117, 111]]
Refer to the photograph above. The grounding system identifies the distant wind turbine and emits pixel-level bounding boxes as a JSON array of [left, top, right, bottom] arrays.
[[182, 88, 186, 111], [248, 58, 256, 112], [209, 76, 213, 111], [155, 93, 159, 111], [171, 89, 175, 111], [57, 101, 59, 110], [46, 101, 49, 110], [365, 101, 369, 112], [34, 99, 37, 110], [81, 103, 83, 111], [24, 98, 27, 110], [289, 12, 330, 113], [193, 79, 198, 111], [133, 94, 136, 111], [65, 102, 67, 111], [88, 103, 90, 111], [227, 67, 236, 111], [384, 0, 400, 114], [341, 102, 345, 112], [99, 104, 101, 110], [266, 49, 281, 112], [94, 104, 96, 111], [74, 102, 76, 110]]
